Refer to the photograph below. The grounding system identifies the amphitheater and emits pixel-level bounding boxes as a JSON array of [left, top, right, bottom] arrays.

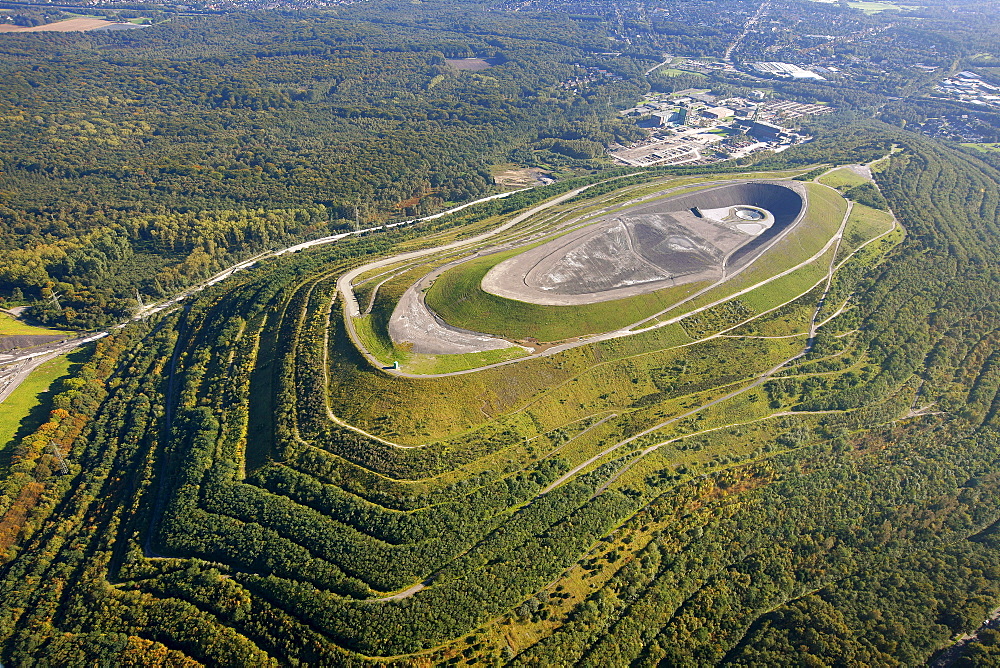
[[481, 180, 806, 305]]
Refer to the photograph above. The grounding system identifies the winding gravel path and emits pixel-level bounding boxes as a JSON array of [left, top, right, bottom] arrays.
[[336, 184, 601, 367], [359, 183, 852, 379]]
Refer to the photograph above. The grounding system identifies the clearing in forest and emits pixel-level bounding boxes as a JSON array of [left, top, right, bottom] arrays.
[[0, 18, 118, 32], [446, 58, 495, 70]]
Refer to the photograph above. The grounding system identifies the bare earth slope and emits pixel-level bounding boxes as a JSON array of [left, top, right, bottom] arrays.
[[482, 181, 806, 305]]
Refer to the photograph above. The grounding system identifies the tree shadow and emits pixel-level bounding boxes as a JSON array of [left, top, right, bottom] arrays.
[[0, 347, 90, 470]]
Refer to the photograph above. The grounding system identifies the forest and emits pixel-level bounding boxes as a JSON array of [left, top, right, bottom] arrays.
[[0, 5, 647, 327], [3, 0, 1000, 664], [1, 0, 994, 330], [1, 120, 1000, 665]]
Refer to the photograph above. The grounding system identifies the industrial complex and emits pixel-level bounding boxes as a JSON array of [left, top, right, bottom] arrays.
[[610, 90, 831, 168]]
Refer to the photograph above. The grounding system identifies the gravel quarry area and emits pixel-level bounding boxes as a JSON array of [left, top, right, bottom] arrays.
[[0, 334, 66, 353]]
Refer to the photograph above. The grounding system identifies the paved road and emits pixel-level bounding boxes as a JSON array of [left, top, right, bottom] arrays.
[[645, 56, 672, 76], [932, 605, 1000, 667], [0, 333, 108, 405], [724, 0, 771, 64]]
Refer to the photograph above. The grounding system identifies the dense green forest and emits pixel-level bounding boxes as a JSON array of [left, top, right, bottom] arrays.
[[1, 121, 1000, 664], [3, 0, 1000, 664], [0, 0, 996, 330], [0, 6, 647, 327]]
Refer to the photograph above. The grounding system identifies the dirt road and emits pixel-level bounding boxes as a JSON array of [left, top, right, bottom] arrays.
[[336, 184, 600, 366], [363, 185, 854, 380]]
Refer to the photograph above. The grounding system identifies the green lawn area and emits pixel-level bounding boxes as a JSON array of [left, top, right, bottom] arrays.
[[737, 246, 834, 313], [403, 347, 530, 375], [352, 314, 398, 367], [818, 167, 870, 190], [0, 312, 66, 337], [0, 352, 80, 470], [835, 203, 896, 263], [425, 247, 708, 343], [848, 1, 915, 13], [962, 143, 1000, 153], [660, 69, 707, 78]]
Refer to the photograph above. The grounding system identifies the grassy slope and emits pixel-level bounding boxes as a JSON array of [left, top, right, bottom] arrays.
[[419, 172, 815, 344], [818, 167, 870, 190], [404, 347, 530, 375], [0, 354, 73, 468], [329, 303, 693, 444], [329, 179, 857, 441], [0, 313, 65, 337], [651, 182, 848, 322], [353, 314, 397, 366], [835, 203, 896, 262], [425, 248, 708, 342]]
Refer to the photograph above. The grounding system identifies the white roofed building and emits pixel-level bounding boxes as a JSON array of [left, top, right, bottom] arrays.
[[751, 62, 826, 81]]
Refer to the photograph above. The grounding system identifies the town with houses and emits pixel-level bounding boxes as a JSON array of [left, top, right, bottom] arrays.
[[609, 88, 832, 167], [560, 63, 625, 91]]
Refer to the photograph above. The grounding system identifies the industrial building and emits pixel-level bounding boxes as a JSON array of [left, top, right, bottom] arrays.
[[701, 106, 734, 120], [750, 62, 826, 81], [653, 109, 687, 126], [743, 120, 786, 141]]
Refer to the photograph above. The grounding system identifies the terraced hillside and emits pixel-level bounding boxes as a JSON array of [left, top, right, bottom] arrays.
[[393, 174, 850, 372], [3, 132, 1000, 665], [477, 181, 807, 305]]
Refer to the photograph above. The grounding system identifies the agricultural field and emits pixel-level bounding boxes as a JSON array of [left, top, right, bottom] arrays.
[[806, 0, 921, 12], [963, 142, 1000, 153], [446, 58, 495, 71], [0, 17, 118, 32]]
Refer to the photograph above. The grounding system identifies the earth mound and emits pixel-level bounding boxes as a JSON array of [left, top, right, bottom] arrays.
[[481, 181, 806, 305]]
